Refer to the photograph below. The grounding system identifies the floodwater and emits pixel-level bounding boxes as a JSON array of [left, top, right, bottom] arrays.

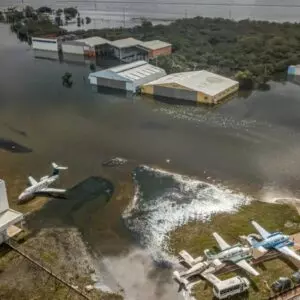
[[2, 22, 300, 299], [2, 0, 300, 29]]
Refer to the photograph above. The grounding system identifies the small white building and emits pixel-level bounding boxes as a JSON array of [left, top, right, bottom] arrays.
[[110, 38, 148, 63], [62, 36, 111, 57], [88, 60, 166, 93], [32, 37, 62, 52], [0, 180, 23, 244]]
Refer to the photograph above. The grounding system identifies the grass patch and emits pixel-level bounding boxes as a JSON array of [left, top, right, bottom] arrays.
[[40, 250, 58, 265], [168, 201, 300, 299]]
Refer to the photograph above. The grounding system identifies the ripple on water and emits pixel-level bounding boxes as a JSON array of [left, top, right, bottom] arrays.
[[122, 165, 251, 263]]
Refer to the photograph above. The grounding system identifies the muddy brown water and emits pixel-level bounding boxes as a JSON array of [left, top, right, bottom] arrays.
[[2, 23, 300, 298]]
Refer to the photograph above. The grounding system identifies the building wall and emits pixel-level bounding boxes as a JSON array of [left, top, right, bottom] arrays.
[[112, 46, 148, 62], [212, 83, 239, 104], [89, 76, 97, 85], [126, 82, 135, 92], [142, 85, 154, 95], [197, 91, 213, 104], [32, 38, 59, 52], [151, 85, 197, 102], [62, 43, 84, 55], [96, 77, 127, 90], [149, 46, 172, 58], [0, 180, 9, 213]]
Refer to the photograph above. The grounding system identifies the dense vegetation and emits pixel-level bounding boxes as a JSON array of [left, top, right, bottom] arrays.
[[63, 7, 78, 18], [1, 5, 300, 88], [0, 6, 65, 39], [74, 17, 300, 88]]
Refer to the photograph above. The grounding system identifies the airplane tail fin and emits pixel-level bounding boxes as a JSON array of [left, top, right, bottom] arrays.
[[204, 249, 213, 259], [51, 162, 68, 176], [246, 236, 257, 247], [247, 236, 267, 253]]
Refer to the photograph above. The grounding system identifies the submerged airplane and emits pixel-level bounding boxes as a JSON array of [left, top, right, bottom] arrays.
[[204, 232, 259, 276], [18, 162, 68, 202], [248, 220, 300, 262]]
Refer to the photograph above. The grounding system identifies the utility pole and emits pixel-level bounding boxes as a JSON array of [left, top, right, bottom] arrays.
[[94, 0, 96, 32], [123, 8, 126, 28], [185, 9, 187, 19], [229, 6, 232, 19]]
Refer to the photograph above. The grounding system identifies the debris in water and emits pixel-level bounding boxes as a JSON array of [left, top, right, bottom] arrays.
[[102, 157, 128, 167]]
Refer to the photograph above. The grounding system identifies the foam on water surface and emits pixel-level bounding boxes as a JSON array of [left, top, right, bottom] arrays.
[[123, 165, 251, 262]]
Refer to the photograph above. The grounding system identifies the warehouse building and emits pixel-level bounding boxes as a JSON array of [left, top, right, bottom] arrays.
[[32, 37, 62, 52], [141, 70, 239, 104], [0, 180, 23, 245], [138, 40, 172, 58], [88, 60, 166, 93], [110, 38, 148, 63], [62, 36, 111, 57]]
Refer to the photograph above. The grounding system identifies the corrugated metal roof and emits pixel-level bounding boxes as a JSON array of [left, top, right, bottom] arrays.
[[110, 38, 142, 48], [110, 60, 147, 73], [76, 36, 110, 47], [144, 70, 238, 96], [139, 40, 171, 50], [89, 61, 166, 86], [119, 64, 165, 81]]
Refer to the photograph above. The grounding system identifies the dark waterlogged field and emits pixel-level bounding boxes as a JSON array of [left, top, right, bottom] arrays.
[[2, 22, 300, 299]]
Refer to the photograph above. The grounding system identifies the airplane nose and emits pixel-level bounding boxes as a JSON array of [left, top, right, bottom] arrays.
[[18, 192, 26, 202]]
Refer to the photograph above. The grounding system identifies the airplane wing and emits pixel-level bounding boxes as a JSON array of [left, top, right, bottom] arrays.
[[213, 232, 230, 250], [251, 221, 271, 239], [236, 259, 260, 276], [28, 176, 38, 186], [276, 246, 300, 262], [40, 188, 66, 194]]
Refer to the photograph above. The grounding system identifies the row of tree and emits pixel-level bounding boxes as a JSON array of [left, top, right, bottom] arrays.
[[74, 17, 300, 88], [2, 7, 299, 89]]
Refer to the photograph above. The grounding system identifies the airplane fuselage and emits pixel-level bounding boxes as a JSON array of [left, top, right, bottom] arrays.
[[206, 245, 251, 263], [254, 233, 293, 250]]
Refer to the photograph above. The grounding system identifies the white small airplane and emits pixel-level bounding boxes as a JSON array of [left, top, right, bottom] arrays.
[[18, 162, 68, 202], [173, 250, 214, 291], [248, 220, 300, 262], [204, 232, 259, 276]]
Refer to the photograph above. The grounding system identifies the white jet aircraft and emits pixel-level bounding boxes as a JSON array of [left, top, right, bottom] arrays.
[[204, 232, 259, 276], [18, 162, 68, 202]]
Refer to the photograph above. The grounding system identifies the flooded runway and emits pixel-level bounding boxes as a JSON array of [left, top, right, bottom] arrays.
[[1, 23, 300, 298]]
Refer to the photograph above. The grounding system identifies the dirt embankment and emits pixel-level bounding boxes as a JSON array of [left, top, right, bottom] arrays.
[[0, 228, 123, 300]]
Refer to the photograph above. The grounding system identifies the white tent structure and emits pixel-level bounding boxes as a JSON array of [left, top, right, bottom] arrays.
[[0, 180, 23, 244]]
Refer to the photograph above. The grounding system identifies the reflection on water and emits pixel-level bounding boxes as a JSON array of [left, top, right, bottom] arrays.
[[0, 138, 32, 153], [123, 165, 251, 263]]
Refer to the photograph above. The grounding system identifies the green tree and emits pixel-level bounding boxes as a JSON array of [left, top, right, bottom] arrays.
[[0, 11, 4, 22], [24, 6, 34, 18], [37, 6, 52, 14], [56, 9, 63, 16], [85, 17, 91, 24], [235, 70, 254, 89], [64, 7, 78, 18]]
